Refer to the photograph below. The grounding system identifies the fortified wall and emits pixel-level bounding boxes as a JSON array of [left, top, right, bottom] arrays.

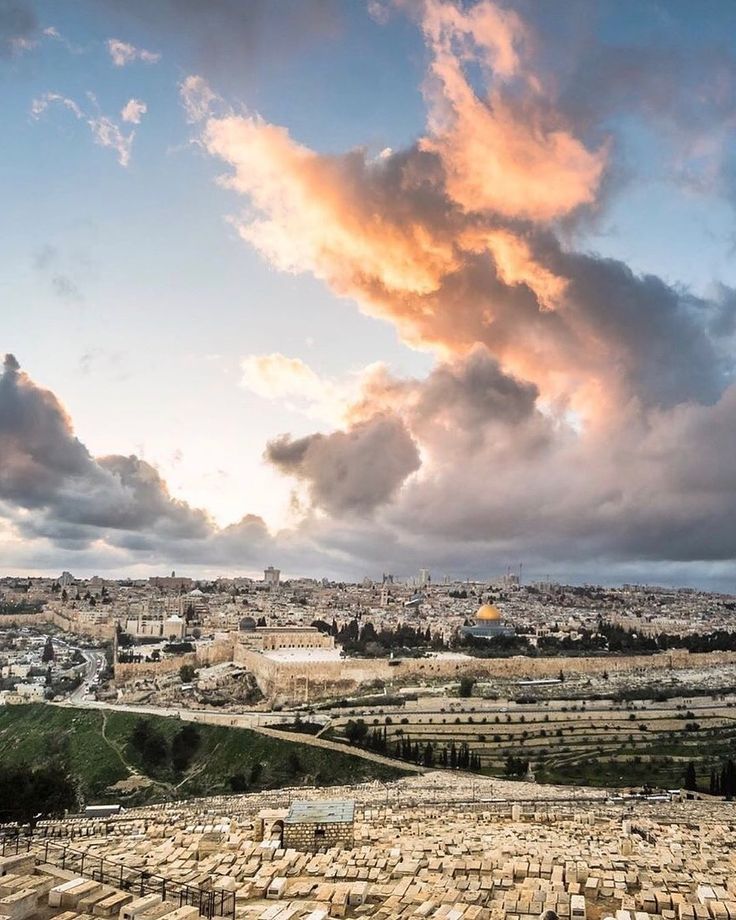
[[113, 636, 235, 684], [234, 644, 736, 704], [0, 610, 115, 640]]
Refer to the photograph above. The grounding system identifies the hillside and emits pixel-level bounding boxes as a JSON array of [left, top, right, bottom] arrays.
[[0, 704, 406, 811]]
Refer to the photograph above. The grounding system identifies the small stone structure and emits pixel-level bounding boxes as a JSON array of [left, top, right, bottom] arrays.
[[282, 799, 355, 852]]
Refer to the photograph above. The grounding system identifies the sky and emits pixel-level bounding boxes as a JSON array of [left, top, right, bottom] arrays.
[[3, 0, 736, 588]]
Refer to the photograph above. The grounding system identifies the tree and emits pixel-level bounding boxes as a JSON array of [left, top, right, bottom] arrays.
[[721, 758, 736, 799], [684, 761, 697, 792], [229, 773, 248, 792], [41, 637, 55, 663], [130, 719, 168, 771], [344, 719, 369, 745], [459, 676, 475, 698], [172, 724, 201, 772], [0, 762, 77, 824], [179, 664, 197, 683]]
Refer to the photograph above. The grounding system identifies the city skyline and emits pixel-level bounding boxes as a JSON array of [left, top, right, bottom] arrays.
[[4, 1, 736, 588]]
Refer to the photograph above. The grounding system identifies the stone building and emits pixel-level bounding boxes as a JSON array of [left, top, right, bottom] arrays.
[[237, 624, 335, 652], [282, 800, 355, 852], [459, 602, 516, 640]]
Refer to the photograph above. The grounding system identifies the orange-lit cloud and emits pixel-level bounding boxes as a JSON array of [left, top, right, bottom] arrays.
[[184, 0, 736, 578], [420, 0, 607, 221], [193, 0, 623, 415], [204, 117, 459, 299]]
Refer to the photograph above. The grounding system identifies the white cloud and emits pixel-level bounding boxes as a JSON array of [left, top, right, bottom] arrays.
[[106, 38, 160, 67], [31, 92, 82, 120], [31, 92, 135, 167], [179, 74, 218, 123], [240, 352, 386, 425], [121, 98, 147, 125]]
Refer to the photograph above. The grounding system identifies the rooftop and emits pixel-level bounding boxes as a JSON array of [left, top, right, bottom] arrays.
[[262, 648, 342, 662], [285, 799, 355, 825]]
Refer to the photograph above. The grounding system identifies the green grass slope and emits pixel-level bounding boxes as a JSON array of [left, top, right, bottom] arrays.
[[0, 704, 406, 807]]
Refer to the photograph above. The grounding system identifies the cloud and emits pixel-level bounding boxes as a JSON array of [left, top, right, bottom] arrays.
[[240, 352, 383, 424], [5, 349, 736, 583], [98, 0, 341, 83], [200, 104, 727, 417], [31, 244, 84, 303], [266, 414, 421, 516], [179, 74, 218, 124], [0, 355, 212, 547], [164, 0, 736, 582], [106, 37, 160, 66], [0, 0, 37, 57], [283, 347, 736, 570], [418, 0, 608, 222], [0, 356, 332, 575], [120, 98, 146, 124], [31, 92, 136, 167]]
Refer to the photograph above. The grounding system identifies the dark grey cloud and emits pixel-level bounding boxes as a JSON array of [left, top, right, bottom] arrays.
[[5, 349, 736, 584], [0, 0, 36, 58], [361, 351, 736, 569], [0, 354, 212, 546], [552, 246, 734, 408], [96, 0, 342, 83], [266, 414, 421, 516], [413, 347, 541, 429]]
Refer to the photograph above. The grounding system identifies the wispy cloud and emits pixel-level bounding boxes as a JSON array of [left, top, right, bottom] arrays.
[[179, 74, 219, 124], [31, 243, 84, 303], [120, 98, 147, 125], [31, 91, 138, 167], [0, 0, 37, 58], [240, 352, 380, 424], [106, 37, 160, 66]]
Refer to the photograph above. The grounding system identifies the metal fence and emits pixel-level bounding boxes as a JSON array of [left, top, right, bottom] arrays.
[[0, 830, 235, 920]]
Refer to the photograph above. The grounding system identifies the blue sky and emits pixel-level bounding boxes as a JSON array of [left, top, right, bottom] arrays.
[[1, 0, 436, 528], [3, 0, 736, 585]]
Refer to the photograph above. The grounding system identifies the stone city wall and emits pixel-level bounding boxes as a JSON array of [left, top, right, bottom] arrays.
[[235, 645, 736, 704], [0, 610, 115, 640], [113, 636, 235, 684], [0, 613, 47, 628]]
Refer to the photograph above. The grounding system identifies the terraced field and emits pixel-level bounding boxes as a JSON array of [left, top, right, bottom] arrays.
[[329, 692, 736, 789]]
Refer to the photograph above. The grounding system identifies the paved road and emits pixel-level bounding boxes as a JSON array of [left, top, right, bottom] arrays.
[[68, 649, 108, 703], [51, 698, 424, 773]]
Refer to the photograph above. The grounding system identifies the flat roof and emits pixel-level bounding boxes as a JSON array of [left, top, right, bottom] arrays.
[[285, 800, 355, 825], [263, 648, 342, 662]]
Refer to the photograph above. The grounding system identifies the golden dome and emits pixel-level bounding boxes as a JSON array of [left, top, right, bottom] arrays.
[[476, 603, 502, 622]]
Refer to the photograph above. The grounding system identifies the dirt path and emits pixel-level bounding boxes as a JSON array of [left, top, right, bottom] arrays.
[[174, 743, 223, 790], [52, 699, 423, 776], [98, 710, 135, 775], [99, 711, 173, 793], [248, 724, 426, 774]]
